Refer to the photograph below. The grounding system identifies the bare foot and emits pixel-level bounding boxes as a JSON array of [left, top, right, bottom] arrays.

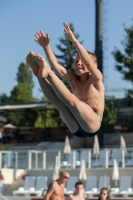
[[33, 53, 50, 78], [25, 51, 39, 76]]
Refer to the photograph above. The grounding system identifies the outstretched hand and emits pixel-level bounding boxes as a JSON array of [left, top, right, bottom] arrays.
[[34, 31, 50, 48], [63, 22, 76, 43]]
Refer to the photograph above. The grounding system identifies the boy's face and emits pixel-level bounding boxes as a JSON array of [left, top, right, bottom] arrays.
[[74, 55, 89, 75], [75, 184, 84, 194], [74, 54, 97, 76]]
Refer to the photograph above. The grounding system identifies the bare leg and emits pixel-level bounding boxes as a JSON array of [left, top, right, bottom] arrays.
[[26, 52, 79, 133], [33, 53, 101, 133]]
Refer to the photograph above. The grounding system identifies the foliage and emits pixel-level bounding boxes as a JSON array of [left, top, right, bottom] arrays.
[[9, 83, 34, 103], [16, 62, 34, 89], [123, 117, 133, 132], [112, 22, 133, 97], [0, 144, 11, 151], [111, 21, 133, 132], [34, 108, 65, 128], [7, 110, 39, 127], [5, 82, 37, 126], [34, 110, 45, 128], [0, 93, 9, 104], [104, 96, 118, 125]]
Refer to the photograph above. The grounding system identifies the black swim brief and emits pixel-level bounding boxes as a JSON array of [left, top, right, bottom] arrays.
[[73, 126, 99, 138]]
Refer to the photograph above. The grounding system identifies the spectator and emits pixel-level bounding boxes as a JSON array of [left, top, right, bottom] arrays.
[[98, 188, 110, 200]]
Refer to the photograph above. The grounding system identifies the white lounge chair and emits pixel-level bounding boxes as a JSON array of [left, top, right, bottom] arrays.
[[111, 176, 132, 197], [108, 149, 122, 167], [64, 176, 78, 194], [79, 150, 89, 167], [92, 149, 110, 167], [98, 176, 110, 191], [25, 176, 48, 197], [61, 151, 80, 168], [84, 176, 98, 194], [13, 176, 36, 196], [125, 150, 133, 167], [90, 176, 110, 196]]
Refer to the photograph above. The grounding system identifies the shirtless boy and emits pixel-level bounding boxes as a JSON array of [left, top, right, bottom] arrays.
[[66, 182, 89, 200], [26, 22, 105, 138], [44, 171, 70, 200]]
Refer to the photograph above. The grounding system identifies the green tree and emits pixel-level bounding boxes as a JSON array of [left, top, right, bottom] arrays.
[[55, 23, 83, 70], [7, 110, 38, 127], [112, 22, 133, 97], [104, 96, 118, 125], [0, 93, 9, 104], [10, 83, 34, 103], [5, 83, 37, 126], [16, 62, 34, 89]]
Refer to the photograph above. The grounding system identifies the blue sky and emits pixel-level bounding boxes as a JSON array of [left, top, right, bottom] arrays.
[[0, 0, 133, 100]]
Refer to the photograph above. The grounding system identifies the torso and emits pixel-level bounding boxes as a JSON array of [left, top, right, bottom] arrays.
[[69, 73, 104, 116], [49, 181, 64, 200]]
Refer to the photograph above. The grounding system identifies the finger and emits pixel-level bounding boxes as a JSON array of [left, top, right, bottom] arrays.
[[34, 34, 39, 39], [38, 32, 42, 37], [64, 22, 69, 30], [34, 39, 39, 43], [46, 33, 50, 39], [36, 32, 41, 37], [63, 22, 67, 27], [40, 31, 45, 36]]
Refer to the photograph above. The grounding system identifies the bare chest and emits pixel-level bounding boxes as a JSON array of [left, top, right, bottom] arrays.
[[53, 185, 64, 196], [71, 194, 86, 200], [73, 80, 98, 102]]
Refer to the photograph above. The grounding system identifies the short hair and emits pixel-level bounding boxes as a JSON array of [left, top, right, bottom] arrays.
[[75, 181, 84, 188], [87, 51, 97, 64], [59, 171, 69, 176]]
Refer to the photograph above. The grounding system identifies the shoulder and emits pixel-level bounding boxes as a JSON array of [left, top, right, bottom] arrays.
[[47, 181, 57, 190], [66, 70, 77, 82], [91, 74, 104, 91]]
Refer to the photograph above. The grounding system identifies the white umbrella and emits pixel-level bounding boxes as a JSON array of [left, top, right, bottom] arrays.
[[120, 136, 127, 154], [64, 136, 71, 158], [93, 135, 100, 162], [112, 159, 119, 186], [53, 156, 59, 180], [79, 159, 87, 181], [120, 136, 127, 168], [3, 124, 16, 128]]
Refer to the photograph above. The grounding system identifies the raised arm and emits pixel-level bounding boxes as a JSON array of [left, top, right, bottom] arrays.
[[34, 31, 73, 82], [63, 22, 103, 81], [44, 182, 55, 200]]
